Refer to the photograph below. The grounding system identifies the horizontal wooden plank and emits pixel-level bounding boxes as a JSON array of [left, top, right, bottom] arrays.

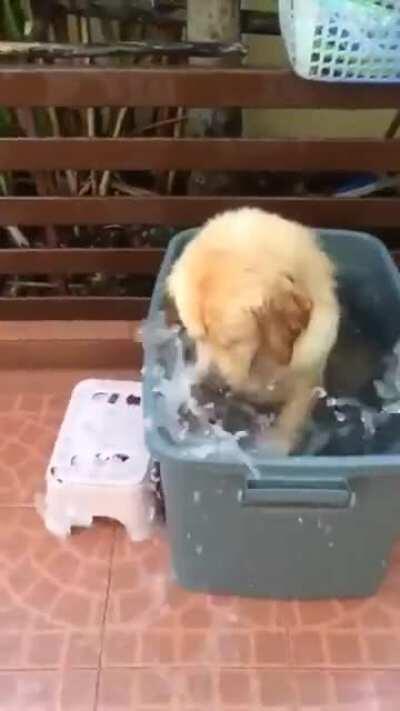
[[0, 297, 149, 320], [1, 67, 400, 108], [2, 137, 400, 171], [0, 248, 164, 274], [0, 196, 400, 228], [0, 339, 141, 368]]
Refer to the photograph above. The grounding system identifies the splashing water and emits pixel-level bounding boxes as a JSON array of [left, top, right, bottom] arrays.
[[145, 309, 400, 460], [143, 314, 281, 474]]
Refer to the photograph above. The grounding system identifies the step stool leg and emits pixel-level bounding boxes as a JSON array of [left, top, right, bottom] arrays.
[[121, 488, 155, 542], [39, 483, 93, 538]]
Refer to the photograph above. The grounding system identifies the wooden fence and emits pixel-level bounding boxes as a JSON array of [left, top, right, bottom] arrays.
[[1, 66, 400, 320]]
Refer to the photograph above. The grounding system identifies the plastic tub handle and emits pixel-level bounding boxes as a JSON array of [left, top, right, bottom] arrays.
[[243, 478, 353, 509]]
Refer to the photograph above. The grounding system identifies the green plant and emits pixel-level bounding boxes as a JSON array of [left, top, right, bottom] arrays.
[[0, 1, 185, 295]]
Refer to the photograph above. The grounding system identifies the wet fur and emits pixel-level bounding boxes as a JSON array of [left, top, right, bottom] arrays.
[[167, 208, 339, 453]]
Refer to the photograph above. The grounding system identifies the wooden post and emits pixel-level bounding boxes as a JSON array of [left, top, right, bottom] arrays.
[[186, 0, 242, 196], [187, 0, 240, 64]]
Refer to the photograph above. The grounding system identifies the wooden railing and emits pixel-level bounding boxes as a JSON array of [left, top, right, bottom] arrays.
[[1, 65, 400, 320]]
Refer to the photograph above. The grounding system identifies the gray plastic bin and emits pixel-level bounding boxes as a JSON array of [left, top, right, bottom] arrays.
[[143, 228, 400, 599]]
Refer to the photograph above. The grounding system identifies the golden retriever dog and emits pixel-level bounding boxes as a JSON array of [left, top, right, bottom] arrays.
[[167, 208, 339, 454]]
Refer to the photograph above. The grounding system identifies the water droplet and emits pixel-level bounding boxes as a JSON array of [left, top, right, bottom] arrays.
[[298, 516, 303, 525], [148, 506, 156, 522], [195, 544, 203, 555], [314, 386, 327, 400], [193, 491, 201, 504], [143, 416, 153, 431]]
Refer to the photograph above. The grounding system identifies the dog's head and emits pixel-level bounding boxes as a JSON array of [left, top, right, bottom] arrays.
[[167, 247, 312, 392]]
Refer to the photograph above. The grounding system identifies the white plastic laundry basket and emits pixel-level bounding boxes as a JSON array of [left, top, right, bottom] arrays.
[[279, 0, 400, 82]]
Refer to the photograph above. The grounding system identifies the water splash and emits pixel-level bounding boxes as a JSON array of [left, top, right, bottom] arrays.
[[145, 311, 400, 459]]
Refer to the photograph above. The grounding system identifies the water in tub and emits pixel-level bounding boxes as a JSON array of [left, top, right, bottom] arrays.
[[143, 268, 400, 466]]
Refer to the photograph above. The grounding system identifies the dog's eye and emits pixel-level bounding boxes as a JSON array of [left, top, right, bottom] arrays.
[[284, 272, 295, 284]]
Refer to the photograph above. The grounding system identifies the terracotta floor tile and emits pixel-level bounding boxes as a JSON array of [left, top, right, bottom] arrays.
[[0, 508, 114, 669], [294, 671, 400, 710], [176, 630, 217, 666], [97, 667, 296, 710], [97, 669, 400, 711], [287, 544, 400, 632], [102, 528, 289, 668], [364, 633, 400, 667], [0, 669, 96, 711], [257, 669, 295, 709], [0, 386, 68, 504], [285, 543, 400, 669], [216, 631, 253, 665], [218, 669, 254, 705], [2, 366, 400, 708], [290, 625, 400, 670], [291, 631, 327, 667], [103, 525, 400, 672], [254, 631, 290, 666], [97, 668, 184, 709]]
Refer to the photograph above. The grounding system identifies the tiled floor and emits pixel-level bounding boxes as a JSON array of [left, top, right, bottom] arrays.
[[1, 369, 400, 710]]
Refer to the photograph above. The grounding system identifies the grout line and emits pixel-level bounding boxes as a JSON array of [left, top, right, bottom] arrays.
[[286, 626, 294, 670], [0, 663, 398, 674], [0, 666, 98, 672], [92, 662, 400, 671], [93, 524, 118, 711], [281, 607, 298, 710], [0, 504, 36, 508]]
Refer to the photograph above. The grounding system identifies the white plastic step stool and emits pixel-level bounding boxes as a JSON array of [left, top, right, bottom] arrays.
[[39, 379, 155, 541]]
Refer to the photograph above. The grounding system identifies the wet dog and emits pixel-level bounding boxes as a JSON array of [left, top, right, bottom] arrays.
[[167, 208, 339, 453]]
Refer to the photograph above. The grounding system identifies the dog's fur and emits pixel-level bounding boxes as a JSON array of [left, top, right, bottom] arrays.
[[167, 208, 339, 453]]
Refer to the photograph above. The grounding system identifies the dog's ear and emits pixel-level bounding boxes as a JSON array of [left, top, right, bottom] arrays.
[[254, 276, 312, 366], [165, 269, 208, 338]]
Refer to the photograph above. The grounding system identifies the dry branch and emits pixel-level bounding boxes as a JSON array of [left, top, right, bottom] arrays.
[[0, 38, 247, 59]]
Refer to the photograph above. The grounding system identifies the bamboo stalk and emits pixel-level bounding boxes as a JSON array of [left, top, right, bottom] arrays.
[[5, 225, 30, 248], [0, 174, 30, 247], [166, 105, 184, 194], [31, 0, 185, 25], [136, 112, 188, 135], [79, 15, 97, 195], [31, 2, 279, 35], [99, 107, 128, 196]]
